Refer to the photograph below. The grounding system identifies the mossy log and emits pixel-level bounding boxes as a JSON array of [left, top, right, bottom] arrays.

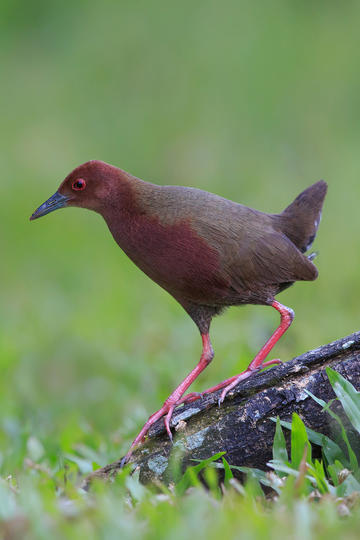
[[85, 331, 360, 488]]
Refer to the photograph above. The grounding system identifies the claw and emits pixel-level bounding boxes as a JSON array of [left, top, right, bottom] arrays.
[[262, 358, 282, 368], [120, 454, 131, 468], [177, 392, 203, 405], [164, 406, 175, 441]]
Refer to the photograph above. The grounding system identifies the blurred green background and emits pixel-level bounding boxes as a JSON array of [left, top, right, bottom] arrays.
[[0, 0, 359, 498]]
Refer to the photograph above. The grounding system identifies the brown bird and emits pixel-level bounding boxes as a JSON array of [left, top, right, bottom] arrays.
[[30, 161, 327, 463]]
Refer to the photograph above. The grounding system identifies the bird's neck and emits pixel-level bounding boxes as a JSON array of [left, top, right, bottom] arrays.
[[100, 175, 162, 255]]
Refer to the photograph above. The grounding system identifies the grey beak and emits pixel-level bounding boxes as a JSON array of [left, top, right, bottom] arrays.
[[30, 192, 70, 221]]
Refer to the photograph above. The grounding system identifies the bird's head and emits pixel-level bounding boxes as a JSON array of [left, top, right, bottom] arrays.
[[30, 160, 127, 221]]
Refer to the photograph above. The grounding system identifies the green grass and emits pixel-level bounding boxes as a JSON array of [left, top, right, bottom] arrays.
[[1, 0, 360, 537], [2, 368, 360, 539]]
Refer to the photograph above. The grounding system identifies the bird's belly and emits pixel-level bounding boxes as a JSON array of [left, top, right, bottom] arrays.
[[112, 217, 230, 304]]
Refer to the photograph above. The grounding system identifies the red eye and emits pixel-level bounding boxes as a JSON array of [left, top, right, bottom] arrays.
[[72, 178, 86, 191]]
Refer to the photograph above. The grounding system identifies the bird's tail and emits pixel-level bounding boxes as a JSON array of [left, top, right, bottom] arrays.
[[278, 180, 327, 253]]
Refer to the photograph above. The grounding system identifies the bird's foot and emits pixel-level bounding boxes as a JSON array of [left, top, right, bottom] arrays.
[[217, 358, 282, 405], [120, 393, 203, 467], [120, 359, 282, 467], [193, 358, 282, 408]]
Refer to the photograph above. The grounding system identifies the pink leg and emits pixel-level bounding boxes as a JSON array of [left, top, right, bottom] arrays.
[[122, 334, 214, 465], [185, 301, 293, 405]]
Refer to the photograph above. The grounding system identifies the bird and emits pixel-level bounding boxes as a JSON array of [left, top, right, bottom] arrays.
[[30, 160, 327, 464]]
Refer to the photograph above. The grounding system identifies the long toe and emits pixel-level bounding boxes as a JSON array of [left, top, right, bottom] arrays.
[[261, 358, 283, 368], [124, 397, 188, 463], [120, 455, 129, 468], [218, 368, 254, 405], [218, 359, 283, 405], [164, 406, 176, 441], [177, 392, 203, 405]]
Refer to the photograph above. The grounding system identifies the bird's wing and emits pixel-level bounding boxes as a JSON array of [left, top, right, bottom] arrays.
[[223, 230, 318, 294], [187, 202, 318, 293]]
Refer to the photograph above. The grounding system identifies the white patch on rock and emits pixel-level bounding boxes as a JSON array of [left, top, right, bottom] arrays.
[[298, 390, 309, 401], [186, 426, 210, 450], [308, 347, 322, 355], [342, 340, 355, 349], [172, 407, 201, 424], [147, 455, 168, 475]]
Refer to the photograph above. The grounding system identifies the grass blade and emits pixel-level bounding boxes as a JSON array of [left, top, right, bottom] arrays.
[[222, 457, 234, 486], [176, 452, 225, 495], [326, 367, 360, 435], [274, 415, 347, 467], [273, 416, 289, 463], [291, 413, 311, 469]]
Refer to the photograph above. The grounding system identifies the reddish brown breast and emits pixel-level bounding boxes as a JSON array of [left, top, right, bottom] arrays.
[[104, 209, 230, 305]]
